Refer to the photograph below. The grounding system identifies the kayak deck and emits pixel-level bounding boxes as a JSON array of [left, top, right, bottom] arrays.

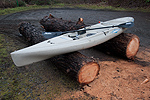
[[11, 17, 134, 66]]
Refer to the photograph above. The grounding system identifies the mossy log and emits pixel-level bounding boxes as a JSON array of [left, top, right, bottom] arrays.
[[19, 22, 100, 85], [95, 33, 140, 59], [40, 15, 140, 59]]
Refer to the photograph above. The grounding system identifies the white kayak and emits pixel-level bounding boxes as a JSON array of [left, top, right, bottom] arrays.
[[11, 17, 134, 67]]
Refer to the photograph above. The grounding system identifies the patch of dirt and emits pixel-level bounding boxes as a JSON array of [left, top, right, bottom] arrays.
[[78, 45, 150, 100], [83, 57, 150, 99]]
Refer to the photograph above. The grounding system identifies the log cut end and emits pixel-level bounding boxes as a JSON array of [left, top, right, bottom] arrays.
[[78, 62, 100, 85], [126, 35, 140, 59], [94, 33, 140, 59]]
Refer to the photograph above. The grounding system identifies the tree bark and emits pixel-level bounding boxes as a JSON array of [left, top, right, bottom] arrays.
[[19, 22, 100, 85], [94, 33, 140, 59], [51, 52, 100, 85], [19, 22, 45, 45], [40, 14, 87, 32], [39, 15, 140, 59]]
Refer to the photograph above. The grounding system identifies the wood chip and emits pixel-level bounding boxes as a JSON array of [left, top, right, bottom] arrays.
[[141, 78, 149, 84]]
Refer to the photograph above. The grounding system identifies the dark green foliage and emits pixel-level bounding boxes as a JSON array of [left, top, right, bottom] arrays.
[[23, 0, 60, 5], [29, 0, 52, 5], [145, 0, 150, 3], [0, 0, 26, 8], [57, 0, 102, 4], [23, 0, 31, 4], [0, 0, 149, 8], [107, 0, 150, 7]]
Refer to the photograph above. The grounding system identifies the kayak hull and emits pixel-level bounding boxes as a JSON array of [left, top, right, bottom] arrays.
[[11, 17, 134, 66]]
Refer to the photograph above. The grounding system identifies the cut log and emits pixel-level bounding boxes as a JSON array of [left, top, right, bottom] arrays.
[[19, 22, 45, 45], [51, 52, 100, 85], [39, 15, 140, 59], [18, 22, 100, 85], [40, 14, 87, 32], [94, 33, 140, 59]]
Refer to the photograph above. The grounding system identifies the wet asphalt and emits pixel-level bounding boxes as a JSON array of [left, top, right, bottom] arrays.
[[0, 8, 150, 46]]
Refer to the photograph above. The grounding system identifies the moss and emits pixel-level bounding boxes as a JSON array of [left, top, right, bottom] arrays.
[[0, 33, 95, 100], [0, 34, 9, 65], [0, 64, 30, 99]]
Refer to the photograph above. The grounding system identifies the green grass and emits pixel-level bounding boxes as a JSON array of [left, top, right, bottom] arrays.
[[0, 34, 9, 65], [0, 3, 150, 15], [0, 5, 50, 15], [74, 4, 150, 12]]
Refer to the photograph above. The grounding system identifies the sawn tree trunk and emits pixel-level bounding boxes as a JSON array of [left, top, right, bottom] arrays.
[[40, 14, 87, 32], [95, 33, 140, 59], [18, 22, 100, 85], [40, 14, 140, 59]]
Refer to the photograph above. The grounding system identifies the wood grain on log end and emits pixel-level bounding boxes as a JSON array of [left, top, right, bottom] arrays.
[[78, 62, 100, 84], [18, 22, 100, 85], [39, 15, 140, 60], [94, 33, 140, 59], [51, 52, 100, 85], [126, 34, 140, 59]]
